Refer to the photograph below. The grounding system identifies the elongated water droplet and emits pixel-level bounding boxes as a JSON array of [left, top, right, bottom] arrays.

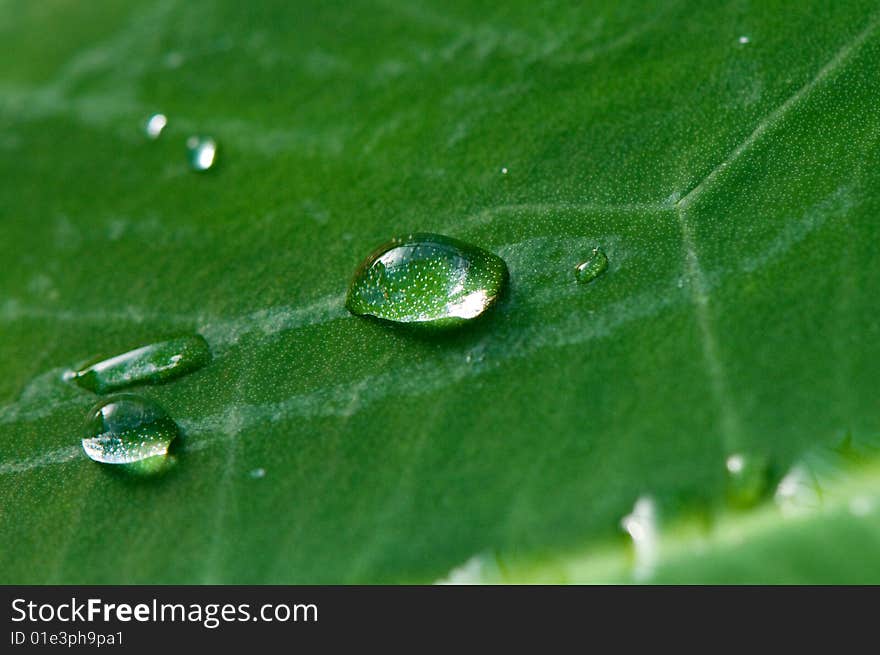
[[73, 335, 211, 394], [82, 395, 179, 468], [145, 113, 167, 139], [187, 136, 217, 171], [725, 452, 770, 508], [346, 233, 508, 326], [574, 248, 608, 284]]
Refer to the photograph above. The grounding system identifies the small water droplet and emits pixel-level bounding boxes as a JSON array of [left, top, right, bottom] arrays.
[[774, 465, 821, 516], [81, 395, 179, 469], [725, 452, 770, 508], [250, 467, 266, 479], [621, 496, 658, 581], [145, 113, 167, 139], [500, 167, 508, 175], [73, 335, 211, 394], [434, 553, 501, 584], [164, 51, 185, 68], [345, 233, 508, 326], [574, 248, 609, 284], [187, 136, 217, 171], [849, 496, 874, 517], [738, 35, 750, 45]]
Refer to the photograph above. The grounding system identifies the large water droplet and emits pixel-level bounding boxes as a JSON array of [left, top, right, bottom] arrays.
[[187, 136, 217, 171], [345, 233, 508, 326], [574, 248, 608, 284], [145, 113, 167, 139], [725, 452, 770, 508], [81, 395, 179, 467], [73, 335, 211, 394]]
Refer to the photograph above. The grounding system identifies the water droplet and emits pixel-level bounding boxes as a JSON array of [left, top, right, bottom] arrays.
[[738, 35, 750, 45], [574, 248, 608, 284], [81, 395, 179, 469], [250, 467, 266, 479], [500, 167, 508, 175], [145, 113, 167, 139], [73, 335, 211, 394], [725, 452, 770, 508], [620, 496, 658, 581], [187, 136, 217, 171], [345, 233, 508, 326], [434, 553, 501, 584], [164, 51, 185, 69], [774, 465, 822, 516], [849, 496, 874, 517]]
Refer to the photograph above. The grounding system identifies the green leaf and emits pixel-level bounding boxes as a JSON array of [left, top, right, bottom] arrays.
[[1, 0, 879, 583]]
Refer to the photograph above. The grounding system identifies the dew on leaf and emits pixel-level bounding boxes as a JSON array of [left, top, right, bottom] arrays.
[[145, 113, 167, 139], [187, 136, 217, 171], [345, 233, 508, 326], [81, 394, 179, 469], [725, 452, 770, 508], [738, 35, 750, 45], [574, 248, 609, 284], [250, 468, 266, 479], [72, 335, 211, 394]]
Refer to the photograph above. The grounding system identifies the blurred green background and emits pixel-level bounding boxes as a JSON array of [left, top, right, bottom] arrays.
[[0, 0, 878, 583]]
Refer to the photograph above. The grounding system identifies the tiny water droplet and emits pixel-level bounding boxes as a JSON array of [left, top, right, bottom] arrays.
[[621, 496, 658, 581], [500, 167, 508, 175], [574, 248, 608, 284], [250, 467, 266, 479], [82, 395, 179, 468], [774, 465, 821, 516], [345, 233, 508, 326], [187, 136, 217, 171], [164, 51, 185, 68], [73, 335, 211, 394], [738, 35, 750, 45], [725, 452, 770, 508], [145, 113, 167, 139]]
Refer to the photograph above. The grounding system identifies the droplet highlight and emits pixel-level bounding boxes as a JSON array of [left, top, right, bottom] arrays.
[[187, 136, 217, 171], [81, 394, 179, 467], [72, 335, 211, 394], [574, 248, 608, 284], [345, 233, 508, 326], [145, 113, 167, 139], [725, 452, 770, 508]]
